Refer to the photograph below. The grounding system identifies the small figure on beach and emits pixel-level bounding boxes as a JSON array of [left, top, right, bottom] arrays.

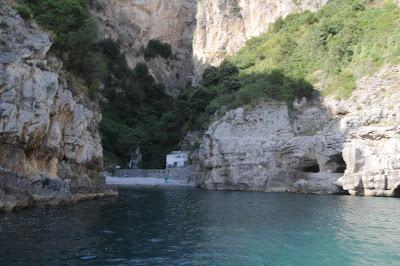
[[129, 146, 142, 169], [164, 176, 169, 184]]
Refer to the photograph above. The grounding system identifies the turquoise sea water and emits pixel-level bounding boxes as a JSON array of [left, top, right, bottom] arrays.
[[1, 188, 400, 265]]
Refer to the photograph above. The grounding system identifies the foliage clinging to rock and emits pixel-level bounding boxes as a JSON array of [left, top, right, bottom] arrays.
[[144, 39, 173, 59], [178, 0, 400, 131], [24, 0, 106, 89], [15, 3, 31, 20]]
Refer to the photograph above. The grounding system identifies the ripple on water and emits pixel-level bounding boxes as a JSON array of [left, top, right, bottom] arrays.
[[0, 189, 400, 265]]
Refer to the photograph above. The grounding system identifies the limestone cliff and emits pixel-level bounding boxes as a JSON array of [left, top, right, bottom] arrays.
[[192, 0, 330, 80], [91, 0, 330, 89], [0, 4, 113, 211], [197, 65, 400, 196], [90, 0, 196, 96]]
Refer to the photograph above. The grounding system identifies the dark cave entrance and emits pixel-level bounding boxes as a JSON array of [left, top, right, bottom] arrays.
[[393, 184, 400, 197], [325, 154, 347, 173], [299, 158, 320, 173]]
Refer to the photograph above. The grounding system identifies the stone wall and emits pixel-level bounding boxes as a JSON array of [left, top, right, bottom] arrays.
[[115, 166, 194, 181]]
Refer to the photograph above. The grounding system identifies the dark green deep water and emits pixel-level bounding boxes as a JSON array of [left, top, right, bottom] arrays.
[[1, 188, 400, 265]]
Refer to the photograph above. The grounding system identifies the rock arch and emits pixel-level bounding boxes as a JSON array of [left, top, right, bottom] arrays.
[[325, 153, 347, 173]]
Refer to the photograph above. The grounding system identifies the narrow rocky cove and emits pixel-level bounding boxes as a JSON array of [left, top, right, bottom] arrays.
[[1, 0, 400, 264], [2, 0, 400, 212]]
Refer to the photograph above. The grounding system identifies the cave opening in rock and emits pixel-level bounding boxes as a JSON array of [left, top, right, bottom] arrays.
[[299, 159, 320, 173], [393, 184, 400, 197], [325, 154, 347, 173]]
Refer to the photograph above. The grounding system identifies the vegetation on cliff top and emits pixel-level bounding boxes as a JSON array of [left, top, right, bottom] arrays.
[[179, 0, 400, 130]]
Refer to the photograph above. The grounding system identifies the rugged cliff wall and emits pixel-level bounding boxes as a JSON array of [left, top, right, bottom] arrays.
[[91, 0, 196, 96], [0, 4, 113, 211], [91, 0, 330, 88], [198, 65, 400, 196], [192, 0, 330, 79]]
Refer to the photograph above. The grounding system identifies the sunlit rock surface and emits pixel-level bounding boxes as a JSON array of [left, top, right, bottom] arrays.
[[0, 3, 113, 211]]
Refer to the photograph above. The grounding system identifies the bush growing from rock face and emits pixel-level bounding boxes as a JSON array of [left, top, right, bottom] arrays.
[[144, 39, 173, 59], [15, 4, 31, 20], [24, 0, 105, 89]]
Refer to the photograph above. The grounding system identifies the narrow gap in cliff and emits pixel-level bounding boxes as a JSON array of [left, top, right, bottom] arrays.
[[325, 154, 346, 173], [300, 159, 320, 173]]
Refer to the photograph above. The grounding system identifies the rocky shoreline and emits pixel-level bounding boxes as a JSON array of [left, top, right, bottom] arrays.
[[195, 65, 400, 197], [0, 188, 117, 213]]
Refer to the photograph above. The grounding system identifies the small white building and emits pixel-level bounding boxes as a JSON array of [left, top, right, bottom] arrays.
[[166, 151, 189, 168]]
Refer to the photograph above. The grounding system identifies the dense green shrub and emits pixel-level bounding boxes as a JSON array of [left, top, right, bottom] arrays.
[[232, 4, 241, 16], [24, 0, 107, 90], [230, 0, 400, 98], [15, 3, 31, 20], [99, 41, 181, 168], [144, 39, 173, 59]]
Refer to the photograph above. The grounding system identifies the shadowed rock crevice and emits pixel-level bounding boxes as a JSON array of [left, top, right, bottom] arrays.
[[392, 184, 400, 198], [325, 154, 346, 174], [298, 158, 320, 173]]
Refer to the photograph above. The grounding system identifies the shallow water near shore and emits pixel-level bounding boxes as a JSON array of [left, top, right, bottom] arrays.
[[1, 188, 400, 265]]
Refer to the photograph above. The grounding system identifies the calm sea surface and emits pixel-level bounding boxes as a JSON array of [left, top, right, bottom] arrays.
[[1, 188, 400, 265]]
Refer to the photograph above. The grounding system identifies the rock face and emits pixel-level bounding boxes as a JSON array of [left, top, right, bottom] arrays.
[[192, 0, 330, 80], [0, 4, 112, 211], [91, 0, 330, 88], [337, 66, 400, 197], [198, 101, 345, 194], [90, 0, 197, 96], [198, 65, 400, 196]]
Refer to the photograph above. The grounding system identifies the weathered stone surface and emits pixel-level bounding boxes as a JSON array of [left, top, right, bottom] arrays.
[[0, 3, 114, 211], [197, 65, 400, 197], [336, 65, 400, 197], [294, 173, 343, 194], [197, 101, 344, 194], [90, 0, 197, 96]]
